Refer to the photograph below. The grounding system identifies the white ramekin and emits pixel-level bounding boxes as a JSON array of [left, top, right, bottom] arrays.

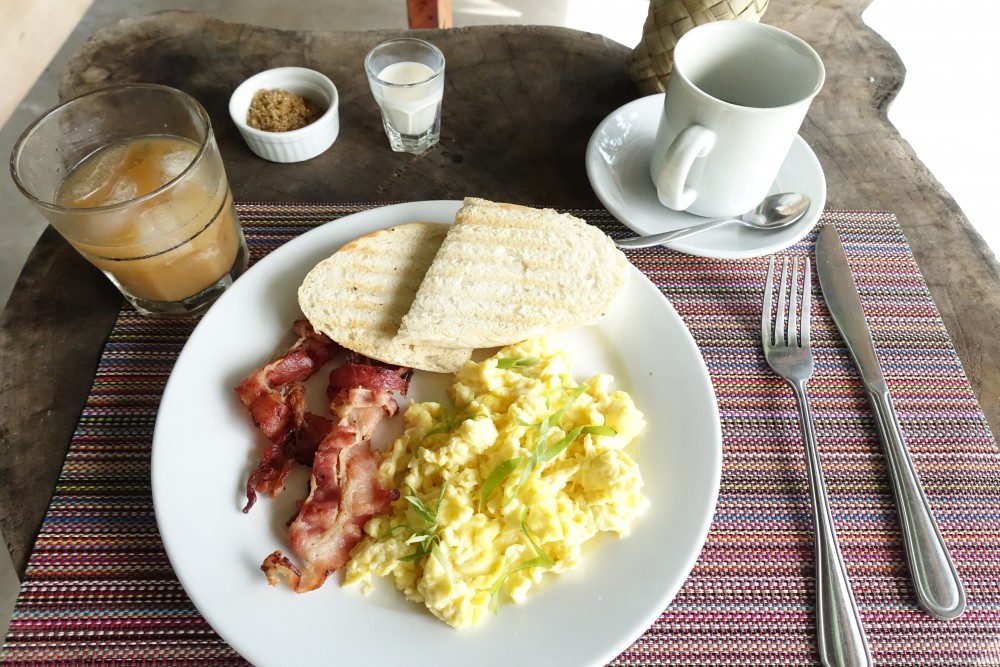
[[229, 67, 339, 163]]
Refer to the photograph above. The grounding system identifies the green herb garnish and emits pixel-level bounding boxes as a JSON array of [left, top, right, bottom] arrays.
[[538, 424, 618, 462], [479, 386, 617, 508], [419, 409, 487, 447], [397, 482, 449, 570], [489, 508, 555, 613], [478, 456, 523, 511], [496, 356, 541, 370]]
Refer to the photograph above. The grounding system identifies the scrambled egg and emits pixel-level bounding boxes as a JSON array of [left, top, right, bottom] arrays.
[[344, 337, 647, 628]]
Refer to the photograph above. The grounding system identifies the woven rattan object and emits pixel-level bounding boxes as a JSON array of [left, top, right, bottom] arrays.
[[628, 0, 769, 94]]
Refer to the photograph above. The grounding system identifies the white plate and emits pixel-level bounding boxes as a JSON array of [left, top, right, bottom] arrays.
[[586, 94, 826, 259], [152, 201, 722, 667]]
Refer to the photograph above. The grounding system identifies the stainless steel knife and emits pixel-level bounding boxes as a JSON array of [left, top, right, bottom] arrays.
[[815, 224, 966, 621]]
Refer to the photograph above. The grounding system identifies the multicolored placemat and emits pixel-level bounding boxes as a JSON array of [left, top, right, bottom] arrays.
[[3, 204, 1000, 666]]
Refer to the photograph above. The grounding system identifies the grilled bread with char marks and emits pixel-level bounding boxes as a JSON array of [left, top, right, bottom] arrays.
[[396, 198, 629, 349], [298, 222, 473, 373]]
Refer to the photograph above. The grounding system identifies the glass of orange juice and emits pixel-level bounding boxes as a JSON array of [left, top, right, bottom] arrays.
[[10, 84, 248, 317]]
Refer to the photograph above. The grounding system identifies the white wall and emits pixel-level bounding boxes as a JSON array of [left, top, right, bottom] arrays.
[[0, 1, 95, 127], [864, 0, 1000, 258]]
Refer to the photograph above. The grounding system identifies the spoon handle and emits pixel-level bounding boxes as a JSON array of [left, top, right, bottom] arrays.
[[615, 217, 736, 248]]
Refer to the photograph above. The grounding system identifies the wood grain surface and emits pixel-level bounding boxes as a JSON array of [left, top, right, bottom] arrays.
[[2, 2, 998, 577]]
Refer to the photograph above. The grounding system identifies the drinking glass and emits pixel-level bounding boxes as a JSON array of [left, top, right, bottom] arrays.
[[10, 84, 248, 317], [365, 38, 446, 154]]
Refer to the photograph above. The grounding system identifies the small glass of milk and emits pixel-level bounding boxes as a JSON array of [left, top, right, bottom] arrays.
[[364, 38, 446, 154]]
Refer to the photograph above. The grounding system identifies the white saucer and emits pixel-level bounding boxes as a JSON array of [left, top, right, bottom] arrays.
[[585, 94, 826, 259]]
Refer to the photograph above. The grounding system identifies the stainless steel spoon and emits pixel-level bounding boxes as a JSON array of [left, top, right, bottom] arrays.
[[615, 192, 811, 249]]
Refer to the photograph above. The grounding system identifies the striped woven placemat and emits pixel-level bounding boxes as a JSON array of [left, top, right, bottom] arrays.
[[3, 204, 999, 666]]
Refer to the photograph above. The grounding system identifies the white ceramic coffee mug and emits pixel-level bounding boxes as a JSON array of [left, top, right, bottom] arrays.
[[650, 21, 825, 217]]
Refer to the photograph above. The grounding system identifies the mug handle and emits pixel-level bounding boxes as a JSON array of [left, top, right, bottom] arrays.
[[653, 124, 715, 211]]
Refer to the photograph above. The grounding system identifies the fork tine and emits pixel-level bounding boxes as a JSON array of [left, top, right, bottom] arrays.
[[775, 257, 788, 346], [763, 256, 775, 347], [788, 257, 799, 347], [802, 257, 812, 346]]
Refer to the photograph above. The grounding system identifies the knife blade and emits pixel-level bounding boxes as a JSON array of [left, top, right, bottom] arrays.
[[815, 224, 965, 620]]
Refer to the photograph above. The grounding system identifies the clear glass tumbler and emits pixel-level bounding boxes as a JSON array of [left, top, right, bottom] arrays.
[[10, 84, 248, 317], [365, 38, 446, 154]]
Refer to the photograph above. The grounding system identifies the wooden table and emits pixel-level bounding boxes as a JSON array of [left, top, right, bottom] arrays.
[[2, 2, 998, 578]]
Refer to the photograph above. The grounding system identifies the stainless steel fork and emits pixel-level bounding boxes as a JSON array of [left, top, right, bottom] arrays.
[[763, 256, 872, 667]]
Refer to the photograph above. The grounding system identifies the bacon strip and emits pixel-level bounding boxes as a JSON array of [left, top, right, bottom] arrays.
[[261, 360, 409, 592], [236, 320, 340, 440], [329, 362, 411, 395], [261, 425, 397, 592], [234, 320, 341, 511]]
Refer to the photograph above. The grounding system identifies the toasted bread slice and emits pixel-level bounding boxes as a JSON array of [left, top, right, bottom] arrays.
[[397, 198, 630, 349], [298, 223, 473, 373]]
